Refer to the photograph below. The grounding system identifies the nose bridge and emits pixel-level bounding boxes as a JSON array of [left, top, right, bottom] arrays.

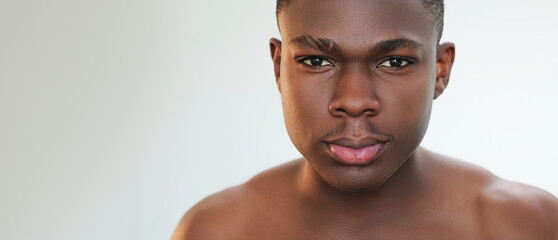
[[329, 63, 380, 117]]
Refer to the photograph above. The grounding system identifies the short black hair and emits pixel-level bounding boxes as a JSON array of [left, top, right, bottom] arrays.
[[276, 0, 445, 43]]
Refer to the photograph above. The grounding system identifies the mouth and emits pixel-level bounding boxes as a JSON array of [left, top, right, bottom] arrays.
[[324, 137, 388, 165]]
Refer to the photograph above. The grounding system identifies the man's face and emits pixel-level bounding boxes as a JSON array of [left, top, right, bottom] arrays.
[[271, 0, 453, 192]]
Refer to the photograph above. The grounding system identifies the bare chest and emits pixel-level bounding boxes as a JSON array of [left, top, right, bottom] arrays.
[[234, 210, 489, 240], [232, 207, 547, 240]]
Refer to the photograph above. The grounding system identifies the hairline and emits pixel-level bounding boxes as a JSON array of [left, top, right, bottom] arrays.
[[276, 0, 444, 43]]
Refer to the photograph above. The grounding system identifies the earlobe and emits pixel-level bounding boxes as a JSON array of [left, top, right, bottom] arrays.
[[434, 42, 456, 99], [269, 38, 282, 92]]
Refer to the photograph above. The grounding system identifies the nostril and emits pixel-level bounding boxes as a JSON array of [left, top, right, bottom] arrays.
[[329, 100, 380, 118], [328, 105, 344, 117], [362, 108, 378, 117]]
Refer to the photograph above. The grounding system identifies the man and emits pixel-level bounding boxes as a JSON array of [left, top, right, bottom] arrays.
[[172, 0, 558, 239]]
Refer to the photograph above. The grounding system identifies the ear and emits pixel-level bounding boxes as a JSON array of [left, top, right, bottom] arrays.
[[269, 38, 282, 92], [434, 42, 455, 99]]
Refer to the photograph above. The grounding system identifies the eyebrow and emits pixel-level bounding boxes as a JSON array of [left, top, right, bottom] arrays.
[[289, 35, 422, 56], [369, 38, 422, 56], [289, 35, 341, 55]]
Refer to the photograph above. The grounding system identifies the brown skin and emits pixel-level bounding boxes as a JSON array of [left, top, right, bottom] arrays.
[[172, 0, 558, 239]]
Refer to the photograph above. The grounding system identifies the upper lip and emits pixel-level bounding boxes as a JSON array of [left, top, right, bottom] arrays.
[[324, 136, 388, 149]]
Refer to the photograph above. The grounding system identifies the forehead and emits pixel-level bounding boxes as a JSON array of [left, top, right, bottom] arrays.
[[278, 0, 438, 50]]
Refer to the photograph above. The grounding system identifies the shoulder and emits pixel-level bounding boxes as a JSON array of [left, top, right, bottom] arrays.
[[477, 178, 558, 238], [170, 185, 248, 240], [170, 159, 302, 240], [421, 149, 558, 238], [424, 149, 558, 238]]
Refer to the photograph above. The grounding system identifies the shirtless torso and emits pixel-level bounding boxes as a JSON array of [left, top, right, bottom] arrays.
[[172, 148, 558, 239]]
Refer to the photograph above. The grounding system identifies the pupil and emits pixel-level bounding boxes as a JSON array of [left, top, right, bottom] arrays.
[[311, 58, 323, 66], [390, 59, 402, 67]]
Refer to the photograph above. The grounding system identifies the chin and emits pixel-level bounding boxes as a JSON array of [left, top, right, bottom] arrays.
[[317, 165, 394, 193], [334, 184, 381, 193]]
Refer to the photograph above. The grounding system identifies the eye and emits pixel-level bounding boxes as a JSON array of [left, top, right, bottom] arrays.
[[299, 56, 332, 67], [378, 57, 411, 69]]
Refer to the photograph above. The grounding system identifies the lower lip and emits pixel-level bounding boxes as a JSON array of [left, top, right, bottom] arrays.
[[327, 143, 384, 165]]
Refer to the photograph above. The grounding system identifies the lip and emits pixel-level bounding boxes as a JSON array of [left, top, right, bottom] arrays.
[[324, 137, 388, 165]]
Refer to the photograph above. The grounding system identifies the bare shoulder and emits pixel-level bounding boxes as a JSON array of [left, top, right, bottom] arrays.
[[170, 185, 247, 240], [423, 149, 558, 238], [170, 159, 302, 240], [478, 178, 558, 238]]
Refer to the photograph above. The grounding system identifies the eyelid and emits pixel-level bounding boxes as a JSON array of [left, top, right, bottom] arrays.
[[376, 56, 415, 69], [296, 55, 334, 67]]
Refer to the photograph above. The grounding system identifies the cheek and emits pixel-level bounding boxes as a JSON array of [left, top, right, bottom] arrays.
[[383, 74, 435, 145], [280, 71, 332, 152]]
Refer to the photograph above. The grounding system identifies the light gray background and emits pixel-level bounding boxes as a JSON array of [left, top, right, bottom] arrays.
[[1, 0, 557, 239]]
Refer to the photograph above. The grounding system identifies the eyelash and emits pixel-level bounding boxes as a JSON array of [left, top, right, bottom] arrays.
[[296, 56, 333, 68], [295, 56, 415, 70], [377, 57, 414, 70]]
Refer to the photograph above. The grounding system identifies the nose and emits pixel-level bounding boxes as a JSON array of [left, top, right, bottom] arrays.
[[328, 65, 380, 118]]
